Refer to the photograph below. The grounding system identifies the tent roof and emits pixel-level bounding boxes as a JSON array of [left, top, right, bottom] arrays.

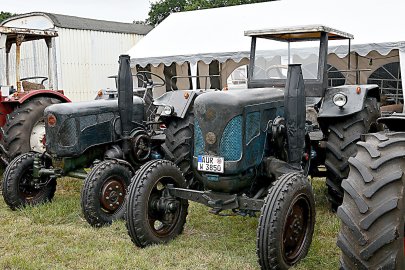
[[128, 0, 405, 67]]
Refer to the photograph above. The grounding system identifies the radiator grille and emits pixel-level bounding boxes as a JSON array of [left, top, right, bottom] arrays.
[[219, 116, 242, 161], [194, 119, 205, 156], [58, 118, 77, 147]]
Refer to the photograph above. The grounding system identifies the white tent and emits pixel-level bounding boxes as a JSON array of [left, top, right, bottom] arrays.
[[128, 0, 405, 97]]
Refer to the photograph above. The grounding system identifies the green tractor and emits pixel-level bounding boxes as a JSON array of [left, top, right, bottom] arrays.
[[124, 25, 380, 269], [1, 55, 198, 227]]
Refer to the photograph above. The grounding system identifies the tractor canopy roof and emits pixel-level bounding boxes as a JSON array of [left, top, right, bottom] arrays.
[[0, 26, 58, 43], [245, 25, 353, 42]]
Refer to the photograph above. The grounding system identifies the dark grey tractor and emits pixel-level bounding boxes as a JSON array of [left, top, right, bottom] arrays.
[[336, 99, 405, 267], [124, 25, 380, 269], [1, 55, 199, 227]]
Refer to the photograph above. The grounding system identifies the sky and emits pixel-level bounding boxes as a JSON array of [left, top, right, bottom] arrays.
[[0, 0, 157, 23]]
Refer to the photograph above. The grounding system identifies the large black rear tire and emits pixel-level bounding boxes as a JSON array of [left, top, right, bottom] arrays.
[[161, 113, 197, 188], [2, 152, 56, 210], [337, 132, 405, 269], [81, 160, 132, 227], [0, 97, 61, 165], [257, 172, 315, 270], [125, 160, 188, 247], [325, 98, 380, 210]]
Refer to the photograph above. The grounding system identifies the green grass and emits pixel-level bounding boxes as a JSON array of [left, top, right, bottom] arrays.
[[0, 176, 340, 270]]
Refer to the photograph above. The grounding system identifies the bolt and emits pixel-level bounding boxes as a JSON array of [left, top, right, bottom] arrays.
[[109, 187, 113, 191], [116, 185, 119, 189], [119, 193, 123, 196], [106, 196, 110, 200], [116, 202, 120, 205], [109, 204, 113, 207]]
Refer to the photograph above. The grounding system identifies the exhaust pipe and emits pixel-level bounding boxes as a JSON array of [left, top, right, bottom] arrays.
[[117, 55, 133, 156], [284, 64, 305, 169]]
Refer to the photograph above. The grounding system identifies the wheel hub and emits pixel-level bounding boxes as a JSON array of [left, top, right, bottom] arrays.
[[30, 120, 46, 153], [100, 179, 125, 212], [283, 196, 310, 263]]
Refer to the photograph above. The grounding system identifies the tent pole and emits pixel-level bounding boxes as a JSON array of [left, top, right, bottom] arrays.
[[399, 50, 405, 113]]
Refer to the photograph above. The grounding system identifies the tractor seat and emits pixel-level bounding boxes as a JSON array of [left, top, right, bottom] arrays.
[[22, 81, 45, 91]]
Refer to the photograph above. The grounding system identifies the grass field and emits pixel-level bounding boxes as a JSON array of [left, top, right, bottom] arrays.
[[0, 174, 340, 270]]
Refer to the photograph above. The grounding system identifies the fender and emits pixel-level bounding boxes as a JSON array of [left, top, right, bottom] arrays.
[[1, 90, 71, 104], [154, 90, 203, 118], [317, 84, 379, 118]]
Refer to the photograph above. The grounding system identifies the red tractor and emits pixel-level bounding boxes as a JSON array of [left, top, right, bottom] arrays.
[[0, 26, 70, 165]]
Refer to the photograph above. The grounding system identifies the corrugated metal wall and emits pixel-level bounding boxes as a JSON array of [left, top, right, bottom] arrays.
[[0, 39, 49, 87], [0, 29, 144, 101], [56, 28, 143, 101]]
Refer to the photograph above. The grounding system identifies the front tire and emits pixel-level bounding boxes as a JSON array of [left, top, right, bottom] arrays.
[[81, 160, 132, 227], [125, 160, 188, 247], [0, 97, 61, 164], [257, 172, 315, 270], [2, 152, 56, 210], [337, 132, 405, 269], [325, 97, 380, 210]]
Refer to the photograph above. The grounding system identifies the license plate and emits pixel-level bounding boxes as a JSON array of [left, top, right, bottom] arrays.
[[197, 155, 224, 173]]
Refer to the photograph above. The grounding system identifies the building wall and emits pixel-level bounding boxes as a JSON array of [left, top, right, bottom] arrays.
[[55, 28, 143, 101], [0, 27, 145, 101]]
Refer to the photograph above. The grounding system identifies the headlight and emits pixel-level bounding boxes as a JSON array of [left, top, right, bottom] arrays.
[[332, 93, 347, 108], [47, 114, 57, 127], [162, 105, 174, 116]]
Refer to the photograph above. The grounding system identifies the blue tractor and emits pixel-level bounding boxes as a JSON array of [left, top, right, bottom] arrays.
[[125, 25, 381, 269]]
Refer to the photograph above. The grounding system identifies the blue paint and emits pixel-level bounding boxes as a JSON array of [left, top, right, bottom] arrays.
[[194, 119, 205, 156], [219, 116, 243, 161]]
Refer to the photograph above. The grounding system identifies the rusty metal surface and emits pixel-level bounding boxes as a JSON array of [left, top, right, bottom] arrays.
[[1, 89, 71, 104], [0, 26, 58, 41], [380, 103, 403, 113]]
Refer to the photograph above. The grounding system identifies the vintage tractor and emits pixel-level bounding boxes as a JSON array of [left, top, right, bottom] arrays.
[[0, 26, 70, 165], [124, 25, 377, 269], [1, 55, 199, 227], [336, 113, 405, 267]]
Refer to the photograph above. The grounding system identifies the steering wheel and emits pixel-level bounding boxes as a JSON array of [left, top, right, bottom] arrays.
[[20, 76, 48, 85], [136, 71, 166, 88]]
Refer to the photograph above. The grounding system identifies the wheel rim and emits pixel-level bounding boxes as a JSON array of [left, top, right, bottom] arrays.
[[147, 177, 182, 238], [100, 178, 126, 212], [17, 166, 46, 201], [30, 120, 46, 153], [282, 194, 312, 264]]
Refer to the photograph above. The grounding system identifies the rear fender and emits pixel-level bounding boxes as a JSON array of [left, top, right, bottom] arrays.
[[154, 90, 200, 118], [1, 90, 71, 104], [318, 84, 379, 118]]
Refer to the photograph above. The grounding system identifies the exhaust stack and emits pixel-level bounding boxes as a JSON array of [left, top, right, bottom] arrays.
[[284, 64, 306, 168], [117, 54, 133, 155]]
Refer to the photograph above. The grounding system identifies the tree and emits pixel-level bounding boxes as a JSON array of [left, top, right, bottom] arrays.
[[147, 0, 273, 25], [0, 11, 16, 23]]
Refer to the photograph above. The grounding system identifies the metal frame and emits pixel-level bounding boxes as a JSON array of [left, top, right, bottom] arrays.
[[246, 25, 352, 97]]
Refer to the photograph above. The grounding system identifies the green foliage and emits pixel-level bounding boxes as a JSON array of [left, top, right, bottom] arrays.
[[147, 0, 273, 25], [0, 11, 16, 23]]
